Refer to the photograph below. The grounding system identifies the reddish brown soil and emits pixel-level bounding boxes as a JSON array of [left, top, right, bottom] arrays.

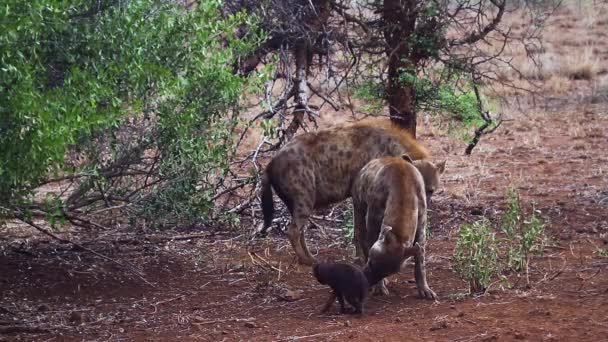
[[2, 91, 607, 341], [3, 11, 608, 341]]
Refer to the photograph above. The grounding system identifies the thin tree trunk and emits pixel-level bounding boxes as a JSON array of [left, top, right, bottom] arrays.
[[285, 42, 309, 140], [383, 0, 418, 137]]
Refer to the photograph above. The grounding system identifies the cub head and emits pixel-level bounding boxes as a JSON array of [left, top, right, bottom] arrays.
[[312, 263, 326, 284], [401, 155, 445, 199], [365, 224, 408, 285]]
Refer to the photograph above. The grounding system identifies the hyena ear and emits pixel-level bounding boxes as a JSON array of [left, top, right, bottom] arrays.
[[401, 154, 414, 164], [436, 160, 446, 174]]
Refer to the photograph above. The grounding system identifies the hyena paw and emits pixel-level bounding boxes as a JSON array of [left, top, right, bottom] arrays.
[[418, 286, 437, 300]]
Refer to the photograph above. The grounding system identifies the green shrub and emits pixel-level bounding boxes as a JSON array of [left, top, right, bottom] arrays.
[[453, 188, 547, 293], [1, 0, 264, 226], [453, 219, 501, 294], [500, 188, 546, 274]]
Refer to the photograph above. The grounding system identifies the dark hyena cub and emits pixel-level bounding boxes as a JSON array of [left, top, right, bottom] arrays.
[[313, 262, 369, 315]]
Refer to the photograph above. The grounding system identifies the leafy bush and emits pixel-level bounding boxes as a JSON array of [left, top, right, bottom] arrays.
[[1, 0, 263, 227], [453, 219, 501, 294], [453, 188, 547, 293], [352, 81, 386, 115], [500, 188, 546, 274], [399, 70, 498, 142]]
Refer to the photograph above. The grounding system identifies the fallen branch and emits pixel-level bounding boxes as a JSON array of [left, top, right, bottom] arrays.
[[283, 331, 341, 341], [192, 317, 255, 325], [14, 213, 156, 288], [146, 233, 210, 243]]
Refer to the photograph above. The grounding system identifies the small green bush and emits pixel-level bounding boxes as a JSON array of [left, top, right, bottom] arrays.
[[453, 219, 501, 294], [453, 188, 547, 293], [500, 188, 546, 274]]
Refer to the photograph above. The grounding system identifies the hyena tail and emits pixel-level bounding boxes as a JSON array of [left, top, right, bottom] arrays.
[[260, 170, 274, 233]]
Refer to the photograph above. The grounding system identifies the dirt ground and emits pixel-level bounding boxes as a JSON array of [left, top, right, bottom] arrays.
[[2, 5, 608, 342]]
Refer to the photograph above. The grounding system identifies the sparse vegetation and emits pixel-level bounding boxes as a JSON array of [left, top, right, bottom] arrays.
[[342, 202, 355, 243], [595, 248, 608, 258], [453, 188, 547, 294], [453, 218, 502, 294], [352, 81, 386, 116]]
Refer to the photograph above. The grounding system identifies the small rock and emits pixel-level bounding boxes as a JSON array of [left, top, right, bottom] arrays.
[[430, 320, 449, 331], [394, 317, 402, 323], [221, 331, 229, 335], [449, 305, 456, 310], [344, 320, 352, 327], [279, 289, 303, 302], [37, 304, 50, 312], [244, 321, 257, 328], [456, 312, 465, 318]]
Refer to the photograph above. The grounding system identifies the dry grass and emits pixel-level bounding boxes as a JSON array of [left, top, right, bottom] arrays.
[[484, 0, 607, 98], [544, 75, 571, 93], [562, 46, 600, 80]]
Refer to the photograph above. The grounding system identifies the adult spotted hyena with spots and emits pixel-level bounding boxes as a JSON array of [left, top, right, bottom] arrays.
[[353, 155, 444, 298], [259, 120, 431, 265]]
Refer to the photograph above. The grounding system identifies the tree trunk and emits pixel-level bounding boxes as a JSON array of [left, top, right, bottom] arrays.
[[285, 42, 309, 140], [383, 0, 418, 137], [285, 0, 330, 140]]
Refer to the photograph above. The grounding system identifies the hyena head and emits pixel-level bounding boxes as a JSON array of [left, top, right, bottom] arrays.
[[365, 224, 405, 284], [406, 156, 445, 200]]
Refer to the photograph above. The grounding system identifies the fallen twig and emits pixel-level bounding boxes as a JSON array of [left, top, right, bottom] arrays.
[[281, 331, 341, 341], [15, 213, 156, 288], [249, 251, 282, 273], [577, 268, 602, 291], [192, 317, 255, 325]]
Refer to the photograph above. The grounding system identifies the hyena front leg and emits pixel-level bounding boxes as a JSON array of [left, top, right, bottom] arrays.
[[366, 210, 389, 296], [352, 201, 368, 266], [413, 210, 437, 300]]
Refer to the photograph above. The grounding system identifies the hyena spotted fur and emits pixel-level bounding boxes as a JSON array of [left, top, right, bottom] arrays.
[[259, 119, 432, 265], [353, 155, 444, 299]]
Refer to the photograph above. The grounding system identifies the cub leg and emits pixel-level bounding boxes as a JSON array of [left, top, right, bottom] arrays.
[[321, 292, 336, 313], [336, 292, 348, 314]]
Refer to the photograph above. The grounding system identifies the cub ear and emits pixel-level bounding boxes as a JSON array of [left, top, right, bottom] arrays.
[[380, 224, 393, 236], [401, 154, 414, 164], [436, 160, 446, 174]]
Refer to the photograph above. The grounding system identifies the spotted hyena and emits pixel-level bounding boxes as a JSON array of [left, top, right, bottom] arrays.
[[352, 154, 445, 299], [259, 119, 432, 265]]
